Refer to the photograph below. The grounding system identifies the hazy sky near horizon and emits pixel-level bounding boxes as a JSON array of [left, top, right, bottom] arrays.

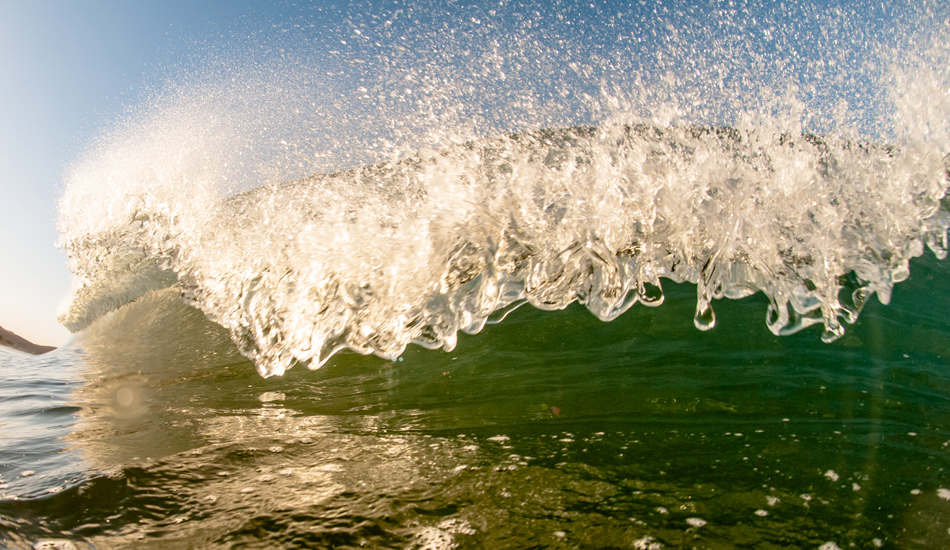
[[0, 1, 266, 345]]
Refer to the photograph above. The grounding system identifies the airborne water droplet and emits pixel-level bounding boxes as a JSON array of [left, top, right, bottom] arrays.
[[694, 302, 716, 330]]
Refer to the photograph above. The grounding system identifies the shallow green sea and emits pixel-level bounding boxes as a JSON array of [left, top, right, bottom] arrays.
[[2, 253, 950, 549]]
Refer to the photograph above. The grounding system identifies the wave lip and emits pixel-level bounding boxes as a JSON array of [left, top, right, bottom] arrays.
[[59, 123, 950, 377]]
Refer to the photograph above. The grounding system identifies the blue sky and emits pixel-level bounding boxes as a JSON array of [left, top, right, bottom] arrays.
[[0, 0, 940, 346]]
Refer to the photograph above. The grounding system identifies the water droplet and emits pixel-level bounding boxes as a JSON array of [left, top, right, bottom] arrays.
[[694, 301, 716, 330]]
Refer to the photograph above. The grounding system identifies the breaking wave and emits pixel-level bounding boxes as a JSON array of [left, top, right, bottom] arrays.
[[56, 2, 950, 376]]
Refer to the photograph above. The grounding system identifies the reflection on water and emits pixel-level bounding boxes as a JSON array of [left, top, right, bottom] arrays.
[[3, 258, 950, 548], [0, 345, 85, 503]]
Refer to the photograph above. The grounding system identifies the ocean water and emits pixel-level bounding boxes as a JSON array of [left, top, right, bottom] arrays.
[[4, 1, 950, 548], [4, 257, 950, 549]]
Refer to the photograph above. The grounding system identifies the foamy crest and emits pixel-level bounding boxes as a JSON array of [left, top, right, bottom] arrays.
[[188, 125, 950, 375]]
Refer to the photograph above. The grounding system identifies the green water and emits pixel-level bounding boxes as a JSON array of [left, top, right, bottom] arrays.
[[2, 254, 950, 549]]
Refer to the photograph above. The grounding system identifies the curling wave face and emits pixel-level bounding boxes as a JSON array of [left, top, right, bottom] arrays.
[[58, 123, 950, 377]]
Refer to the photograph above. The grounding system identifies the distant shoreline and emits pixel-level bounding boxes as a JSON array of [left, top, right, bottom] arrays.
[[0, 325, 56, 355]]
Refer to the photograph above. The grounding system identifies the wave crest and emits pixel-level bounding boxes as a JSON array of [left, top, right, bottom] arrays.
[[60, 124, 950, 376]]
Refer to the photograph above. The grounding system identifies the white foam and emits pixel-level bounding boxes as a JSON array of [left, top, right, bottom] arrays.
[[31, 541, 78, 550], [259, 392, 286, 403], [633, 536, 662, 550]]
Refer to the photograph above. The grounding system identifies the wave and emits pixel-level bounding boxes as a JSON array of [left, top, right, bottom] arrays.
[[56, 2, 950, 377], [58, 122, 950, 377]]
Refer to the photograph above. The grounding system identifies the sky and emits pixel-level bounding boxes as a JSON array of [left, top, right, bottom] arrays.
[[0, 1, 265, 346], [0, 0, 941, 347]]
